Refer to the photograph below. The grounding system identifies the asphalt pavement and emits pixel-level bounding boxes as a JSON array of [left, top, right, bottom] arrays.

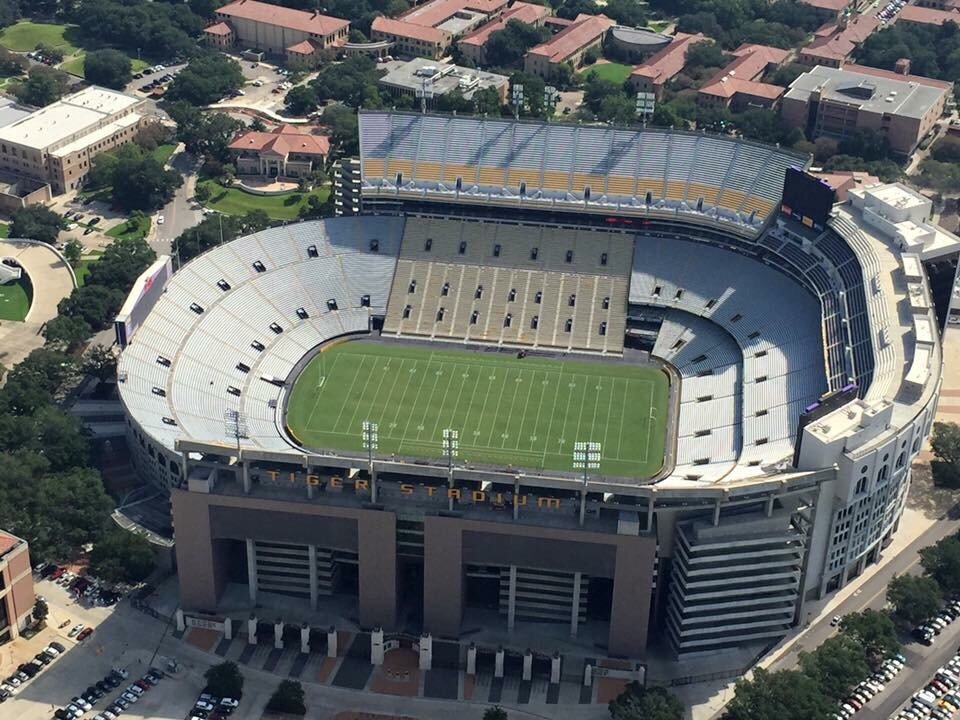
[[768, 511, 960, 719], [152, 150, 202, 254]]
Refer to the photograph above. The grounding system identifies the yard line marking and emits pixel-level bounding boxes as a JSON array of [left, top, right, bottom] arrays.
[[444, 361, 471, 433], [306, 353, 343, 431], [571, 374, 590, 448], [499, 367, 527, 448], [428, 361, 459, 439], [456, 363, 484, 441], [588, 374, 603, 447], [642, 379, 654, 463], [374, 358, 406, 434], [616, 375, 629, 459], [467, 364, 496, 445], [329, 354, 367, 433], [399, 353, 434, 451], [415, 354, 446, 440], [343, 353, 383, 435], [600, 377, 619, 461], [485, 366, 511, 447], [389, 355, 421, 432], [513, 369, 539, 451], [542, 363, 565, 466]]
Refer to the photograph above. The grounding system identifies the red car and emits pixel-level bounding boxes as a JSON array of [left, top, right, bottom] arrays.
[[76, 627, 93, 641], [49, 567, 65, 580]]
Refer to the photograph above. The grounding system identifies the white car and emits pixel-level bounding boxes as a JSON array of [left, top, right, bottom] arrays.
[[220, 697, 239, 709], [121, 691, 138, 703], [127, 684, 144, 695], [156, 214, 165, 225], [252, 79, 263, 87], [68, 624, 84, 637], [194, 700, 215, 712]]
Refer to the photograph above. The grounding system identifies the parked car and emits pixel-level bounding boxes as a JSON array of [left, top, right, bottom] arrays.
[[76, 627, 93, 641]]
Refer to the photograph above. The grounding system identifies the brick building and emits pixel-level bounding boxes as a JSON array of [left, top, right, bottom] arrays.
[[0, 531, 34, 644], [523, 13, 615, 78]]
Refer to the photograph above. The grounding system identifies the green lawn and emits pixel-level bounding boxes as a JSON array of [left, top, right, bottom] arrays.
[[60, 52, 149, 78], [0, 21, 80, 53], [0, 277, 31, 322], [106, 214, 150, 240], [286, 341, 670, 478], [151, 143, 177, 165], [0, 223, 9, 238], [580, 62, 633, 84], [198, 179, 330, 220], [74, 250, 102, 288], [647, 20, 672, 32]]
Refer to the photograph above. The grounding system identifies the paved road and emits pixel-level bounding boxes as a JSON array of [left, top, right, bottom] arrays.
[[152, 150, 202, 254], [768, 511, 960, 719]]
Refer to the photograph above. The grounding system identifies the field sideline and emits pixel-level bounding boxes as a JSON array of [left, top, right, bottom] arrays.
[[286, 341, 670, 477]]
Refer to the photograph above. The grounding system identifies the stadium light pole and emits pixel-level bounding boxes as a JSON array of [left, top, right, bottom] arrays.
[[572, 441, 600, 527], [442, 428, 459, 511], [362, 420, 378, 503], [512, 83, 524, 120]]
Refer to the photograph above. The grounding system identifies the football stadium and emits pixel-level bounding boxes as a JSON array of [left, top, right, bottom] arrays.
[[117, 111, 953, 662]]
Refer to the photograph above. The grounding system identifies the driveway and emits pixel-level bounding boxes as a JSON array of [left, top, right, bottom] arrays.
[[151, 149, 203, 254]]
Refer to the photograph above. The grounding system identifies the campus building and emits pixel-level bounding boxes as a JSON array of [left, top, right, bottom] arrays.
[[204, 0, 350, 67], [781, 64, 952, 155], [119, 111, 949, 662], [457, 1, 551, 65], [523, 13, 615, 78], [629, 32, 707, 98], [0, 86, 148, 196], [228, 124, 330, 179], [0, 530, 34, 644], [798, 14, 879, 68], [696, 43, 789, 109], [370, 0, 508, 60], [377, 58, 509, 106]]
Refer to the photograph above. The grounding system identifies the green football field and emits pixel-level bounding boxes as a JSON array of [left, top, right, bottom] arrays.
[[286, 341, 670, 478]]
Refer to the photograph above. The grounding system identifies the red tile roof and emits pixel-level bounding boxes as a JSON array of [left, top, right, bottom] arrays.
[[287, 39, 317, 54], [400, 0, 507, 28], [217, 0, 349, 36], [371, 15, 449, 43], [802, 15, 879, 61], [229, 125, 330, 156], [0, 531, 20, 559], [698, 44, 788, 101], [527, 13, 615, 62], [899, 4, 960, 25], [203, 22, 233, 36], [459, 2, 550, 48], [629, 32, 706, 85], [809, 169, 879, 200]]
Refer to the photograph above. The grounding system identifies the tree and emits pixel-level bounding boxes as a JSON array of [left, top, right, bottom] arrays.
[[473, 86, 502, 116], [173, 213, 242, 262], [83, 49, 132, 90], [485, 19, 549, 67], [249, 116, 266, 132], [285, 85, 320, 115], [85, 236, 156, 292], [921, 535, 960, 595], [319, 103, 359, 155], [10, 205, 63, 245], [108, 144, 183, 211], [168, 52, 244, 105], [0, 0, 19, 31], [63, 238, 83, 266], [725, 668, 836, 720], [11, 65, 69, 107], [839, 610, 900, 667], [57, 284, 126, 332], [685, 40, 725, 70], [932, 421, 960, 481], [0, 47, 26, 77], [34, 43, 64, 63], [89, 527, 155, 583], [310, 54, 384, 108], [169, 103, 242, 162], [42, 315, 92, 353], [888, 574, 942, 625], [32, 597, 48, 625], [84, 345, 117, 385], [609, 682, 683, 720], [194, 183, 212, 203], [204, 661, 244, 699], [266, 680, 306, 715], [798, 635, 870, 702]]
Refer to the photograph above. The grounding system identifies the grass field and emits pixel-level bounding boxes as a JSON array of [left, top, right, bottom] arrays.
[[106, 214, 151, 240], [0, 277, 31, 321], [286, 341, 670, 477], [197, 179, 329, 220], [74, 250, 102, 288], [580, 62, 633, 84], [0, 21, 80, 53], [60, 52, 149, 78]]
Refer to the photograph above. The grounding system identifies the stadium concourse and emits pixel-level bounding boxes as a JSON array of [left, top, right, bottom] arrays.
[[116, 111, 950, 666]]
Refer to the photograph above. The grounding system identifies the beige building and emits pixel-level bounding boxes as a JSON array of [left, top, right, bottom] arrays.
[[457, 2, 550, 66], [229, 124, 329, 179], [0, 86, 148, 196], [370, 0, 508, 60], [781, 64, 952, 155], [0, 530, 34, 644], [523, 13, 615, 78], [205, 0, 349, 68]]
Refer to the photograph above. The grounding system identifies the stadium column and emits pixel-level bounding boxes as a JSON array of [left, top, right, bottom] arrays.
[[422, 516, 464, 637], [608, 537, 656, 657], [308, 545, 319, 610], [570, 572, 582, 637], [357, 512, 397, 629], [246, 539, 258, 604], [507, 566, 517, 632]]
